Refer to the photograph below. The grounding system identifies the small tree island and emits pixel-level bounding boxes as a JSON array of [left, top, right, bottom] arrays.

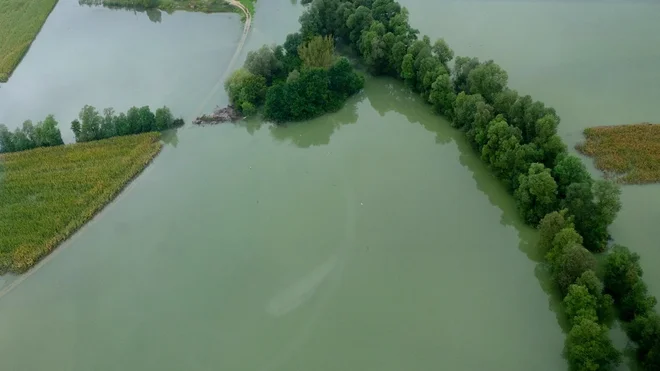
[[224, 34, 364, 123]]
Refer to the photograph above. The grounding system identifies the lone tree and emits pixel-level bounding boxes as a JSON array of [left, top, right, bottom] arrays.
[[298, 35, 335, 69]]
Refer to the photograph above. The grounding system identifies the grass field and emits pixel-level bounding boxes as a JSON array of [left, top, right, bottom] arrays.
[[0, 133, 162, 274], [0, 0, 59, 82], [576, 123, 660, 184]]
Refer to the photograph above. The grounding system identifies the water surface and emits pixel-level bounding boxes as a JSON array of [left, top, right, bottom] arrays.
[[0, 1, 567, 370]]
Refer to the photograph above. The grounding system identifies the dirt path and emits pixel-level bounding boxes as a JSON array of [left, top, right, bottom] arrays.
[[192, 0, 252, 118]]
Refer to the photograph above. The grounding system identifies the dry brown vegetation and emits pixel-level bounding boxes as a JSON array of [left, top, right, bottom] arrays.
[[0, 133, 162, 273], [576, 123, 660, 184]]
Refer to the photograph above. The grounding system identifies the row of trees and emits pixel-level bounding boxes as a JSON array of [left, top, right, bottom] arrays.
[[71, 105, 182, 143], [0, 116, 64, 153], [295, 0, 657, 369], [0, 105, 182, 154], [224, 32, 364, 122]]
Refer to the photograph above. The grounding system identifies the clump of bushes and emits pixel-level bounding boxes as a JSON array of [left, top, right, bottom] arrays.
[[224, 34, 364, 123], [71, 105, 183, 143]]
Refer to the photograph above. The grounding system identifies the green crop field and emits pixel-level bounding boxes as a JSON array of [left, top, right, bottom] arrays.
[[0, 0, 59, 82], [0, 133, 162, 273]]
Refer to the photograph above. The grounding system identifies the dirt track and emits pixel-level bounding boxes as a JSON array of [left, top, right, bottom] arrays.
[[192, 0, 252, 118]]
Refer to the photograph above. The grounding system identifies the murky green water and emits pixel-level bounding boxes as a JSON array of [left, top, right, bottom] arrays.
[[0, 0, 658, 370]]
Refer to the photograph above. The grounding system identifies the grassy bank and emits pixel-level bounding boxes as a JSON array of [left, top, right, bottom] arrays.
[[0, 133, 162, 274], [576, 123, 660, 184], [0, 0, 59, 82]]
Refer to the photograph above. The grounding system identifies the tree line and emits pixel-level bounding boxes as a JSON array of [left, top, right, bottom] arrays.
[[71, 105, 183, 143], [224, 33, 364, 122], [0, 116, 64, 153], [0, 105, 182, 154], [296, 0, 658, 369]]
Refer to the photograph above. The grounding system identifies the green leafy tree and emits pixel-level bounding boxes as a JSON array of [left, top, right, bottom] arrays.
[[12, 126, 33, 151], [453, 92, 486, 130], [432, 38, 453, 67], [553, 244, 597, 295], [115, 113, 131, 136], [546, 227, 583, 265], [533, 114, 566, 167], [481, 116, 521, 186], [35, 115, 64, 146], [620, 280, 657, 322], [575, 270, 614, 324], [100, 108, 116, 139], [346, 5, 374, 46], [564, 284, 599, 325], [0, 124, 16, 153], [493, 88, 519, 121], [537, 209, 571, 257], [245, 45, 284, 83], [514, 163, 558, 225], [628, 313, 660, 370], [564, 180, 620, 251], [452, 56, 480, 93], [603, 245, 642, 301], [224, 69, 268, 115], [400, 53, 414, 86], [299, 35, 335, 69], [467, 60, 508, 103], [328, 57, 364, 98], [565, 316, 621, 371], [78, 105, 102, 142], [465, 101, 494, 150], [428, 73, 455, 118], [155, 106, 174, 131], [70, 120, 82, 143], [137, 106, 156, 133], [126, 106, 141, 135], [553, 154, 592, 198], [359, 21, 391, 74]]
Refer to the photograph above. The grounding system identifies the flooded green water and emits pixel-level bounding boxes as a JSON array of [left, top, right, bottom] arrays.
[[0, 1, 658, 370]]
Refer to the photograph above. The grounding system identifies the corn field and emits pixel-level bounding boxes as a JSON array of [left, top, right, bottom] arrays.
[[576, 123, 660, 184], [0, 132, 162, 273]]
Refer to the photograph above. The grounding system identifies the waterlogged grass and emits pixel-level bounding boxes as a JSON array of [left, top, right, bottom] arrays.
[[0, 133, 162, 274], [576, 123, 660, 184], [0, 0, 59, 82]]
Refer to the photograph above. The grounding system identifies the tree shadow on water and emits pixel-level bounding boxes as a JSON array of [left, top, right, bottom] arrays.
[[365, 77, 452, 146], [161, 127, 179, 148], [267, 93, 363, 148], [368, 75, 569, 334]]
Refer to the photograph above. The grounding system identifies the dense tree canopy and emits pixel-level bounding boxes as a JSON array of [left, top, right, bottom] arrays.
[[72, 105, 181, 143], [0, 115, 64, 154], [514, 163, 558, 225], [565, 316, 621, 371]]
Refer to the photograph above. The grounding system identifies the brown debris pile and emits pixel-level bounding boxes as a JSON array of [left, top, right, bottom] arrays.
[[193, 106, 242, 125]]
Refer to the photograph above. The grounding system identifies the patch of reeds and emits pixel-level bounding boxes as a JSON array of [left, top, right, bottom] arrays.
[[576, 123, 660, 184]]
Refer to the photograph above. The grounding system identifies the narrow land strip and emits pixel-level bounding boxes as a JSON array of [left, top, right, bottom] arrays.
[[0, 0, 59, 82]]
